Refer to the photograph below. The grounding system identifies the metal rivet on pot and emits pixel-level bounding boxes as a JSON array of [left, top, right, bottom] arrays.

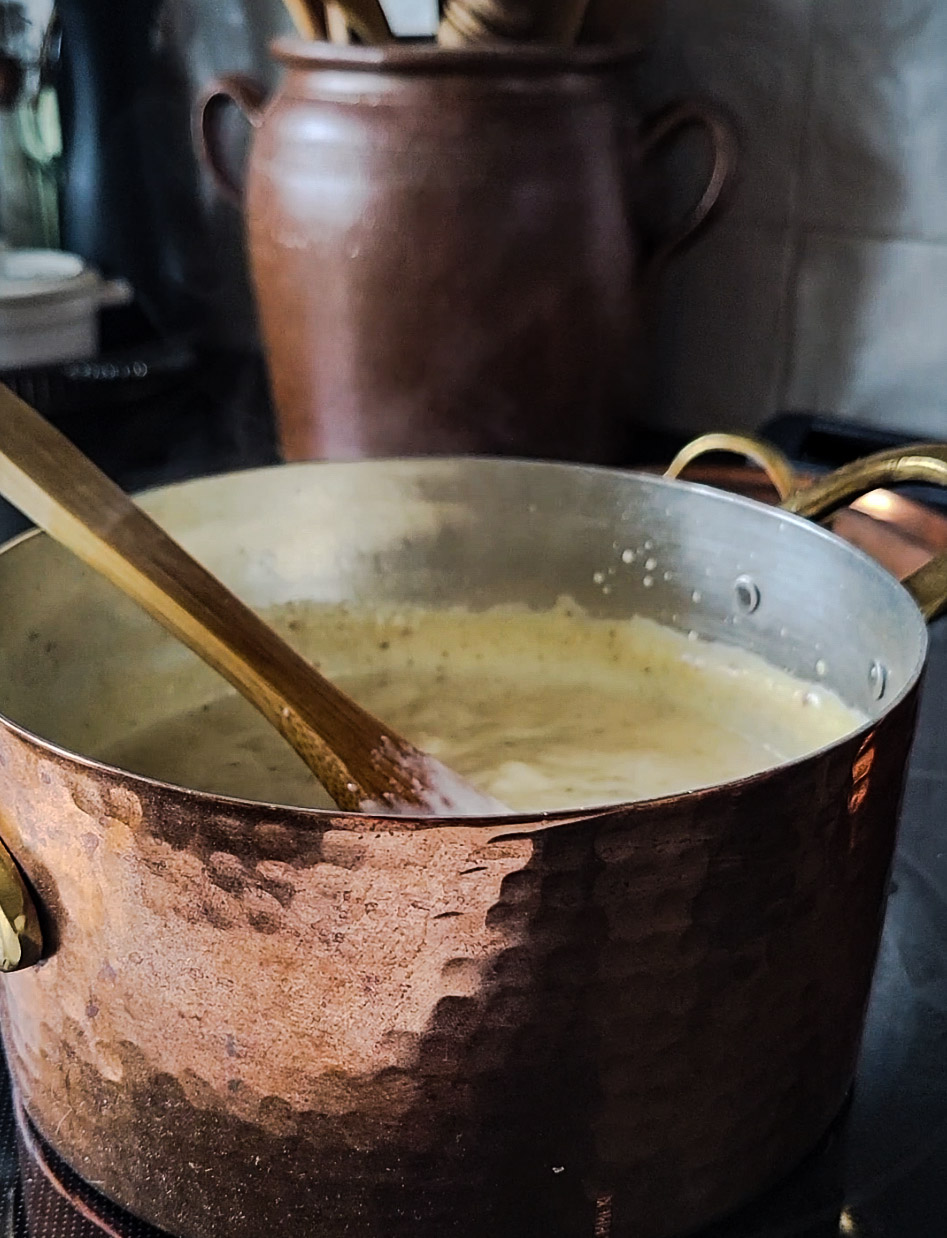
[[733, 575, 760, 614], [868, 660, 887, 701]]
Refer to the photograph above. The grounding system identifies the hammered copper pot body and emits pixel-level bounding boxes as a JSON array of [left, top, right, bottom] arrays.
[[201, 43, 731, 463], [0, 459, 928, 1238]]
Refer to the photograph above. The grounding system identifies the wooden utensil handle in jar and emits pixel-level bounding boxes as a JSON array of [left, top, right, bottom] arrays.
[[437, 0, 591, 44], [345, 0, 393, 42], [282, 0, 326, 39], [437, 0, 534, 45]]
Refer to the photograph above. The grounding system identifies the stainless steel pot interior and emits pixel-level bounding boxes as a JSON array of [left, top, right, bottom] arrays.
[[0, 456, 927, 806]]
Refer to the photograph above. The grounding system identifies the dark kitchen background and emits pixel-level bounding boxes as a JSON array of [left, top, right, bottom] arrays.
[[0, 2, 946, 1237]]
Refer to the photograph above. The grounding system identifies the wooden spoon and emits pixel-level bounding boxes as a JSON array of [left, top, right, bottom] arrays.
[[0, 385, 505, 817]]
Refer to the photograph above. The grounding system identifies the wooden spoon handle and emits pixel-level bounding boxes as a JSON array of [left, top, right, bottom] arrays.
[[282, 0, 326, 39], [324, 2, 352, 43], [437, 0, 590, 44], [0, 385, 422, 811], [329, 0, 392, 43]]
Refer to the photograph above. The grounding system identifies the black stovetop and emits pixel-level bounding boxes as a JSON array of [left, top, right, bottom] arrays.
[[0, 365, 945, 1237]]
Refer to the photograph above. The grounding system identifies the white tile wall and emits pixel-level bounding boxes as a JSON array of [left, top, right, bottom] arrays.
[[634, 0, 812, 230], [804, 4, 947, 240], [786, 234, 947, 437], [644, 220, 793, 435], [635, 0, 947, 439]]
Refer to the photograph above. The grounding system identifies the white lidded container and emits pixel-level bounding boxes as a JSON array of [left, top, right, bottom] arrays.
[[0, 249, 131, 370]]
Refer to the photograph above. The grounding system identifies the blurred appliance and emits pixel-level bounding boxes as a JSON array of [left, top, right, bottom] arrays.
[[0, 247, 129, 368], [52, 0, 295, 350]]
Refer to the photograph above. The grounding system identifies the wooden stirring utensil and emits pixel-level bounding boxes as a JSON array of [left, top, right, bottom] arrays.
[[437, 0, 590, 45], [0, 385, 504, 817], [324, 0, 393, 43], [282, 0, 326, 39], [281, 0, 392, 44]]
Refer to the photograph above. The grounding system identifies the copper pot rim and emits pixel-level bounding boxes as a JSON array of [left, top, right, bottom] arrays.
[[0, 699, 907, 836], [269, 35, 642, 76], [0, 458, 929, 833]]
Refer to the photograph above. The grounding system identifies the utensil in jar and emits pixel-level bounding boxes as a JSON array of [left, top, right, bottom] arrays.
[[324, 2, 353, 43], [437, 0, 591, 45], [281, 0, 326, 39], [0, 384, 503, 817], [437, 0, 534, 45], [283, 0, 391, 43], [327, 0, 393, 43]]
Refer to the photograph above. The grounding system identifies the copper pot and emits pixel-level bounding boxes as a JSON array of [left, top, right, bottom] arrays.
[[0, 446, 944, 1238], [199, 42, 734, 463]]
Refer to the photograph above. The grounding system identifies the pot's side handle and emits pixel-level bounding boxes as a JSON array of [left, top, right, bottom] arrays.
[[665, 431, 797, 501], [666, 434, 947, 623], [195, 74, 269, 207], [0, 834, 42, 972], [636, 101, 738, 281], [783, 443, 947, 622]]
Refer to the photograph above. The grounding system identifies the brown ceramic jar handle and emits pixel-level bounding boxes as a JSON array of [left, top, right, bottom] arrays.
[[637, 101, 737, 277], [196, 74, 268, 206]]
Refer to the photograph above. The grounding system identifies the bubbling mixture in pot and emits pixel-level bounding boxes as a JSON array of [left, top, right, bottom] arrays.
[[100, 601, 865, 813]]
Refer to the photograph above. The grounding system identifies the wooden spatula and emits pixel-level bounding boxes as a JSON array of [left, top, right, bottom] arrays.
[[0, 385, 505, 817]]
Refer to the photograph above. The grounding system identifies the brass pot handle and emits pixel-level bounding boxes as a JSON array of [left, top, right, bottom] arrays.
[[0, 834, 42, 972], [664, 431, 798, 501], [782, 442, 947, 622], [665, 434, 947, 622]]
